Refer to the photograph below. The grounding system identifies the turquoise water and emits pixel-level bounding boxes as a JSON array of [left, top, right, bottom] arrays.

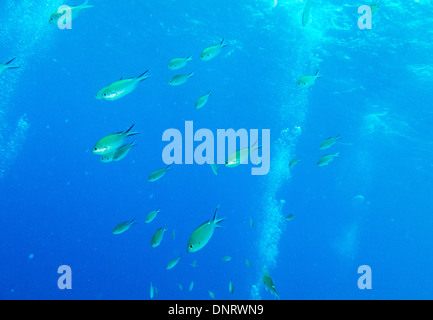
[[1, 0, 432, 300]]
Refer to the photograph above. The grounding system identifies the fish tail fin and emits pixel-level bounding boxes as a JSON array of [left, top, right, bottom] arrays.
[[4, 57, 19, 69], [80, 0, 94, 9], [124, 124, 140, 137], [208, 90, 212, 96], [137, 70, 151, 82], [336, 133, 342, 140], [334, 152, 340, 157], [315, 69, 323, 78], [126, 132, 140, 138], [165, 164, 173, 171], [220, 38, 228, 47], [251, 138, 262, 151], [212, 205, 225, 228], [125, 124, 135, 133], [189, 72, 195, 78], [187, 56, 193, 61], [4, 57, 16, 65]]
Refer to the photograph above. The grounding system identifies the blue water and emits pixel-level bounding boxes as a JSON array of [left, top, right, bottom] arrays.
[[1, 0, 433, 300]]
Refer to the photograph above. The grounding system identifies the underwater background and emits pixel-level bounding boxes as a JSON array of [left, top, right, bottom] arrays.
[[1, 0, 433, 300]]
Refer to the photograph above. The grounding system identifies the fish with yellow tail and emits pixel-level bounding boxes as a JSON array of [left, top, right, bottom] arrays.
[[96, 70, 150, 101], [187, 205, 225, 253]]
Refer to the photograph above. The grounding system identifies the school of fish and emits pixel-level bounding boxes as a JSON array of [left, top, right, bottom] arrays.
[[0, 0, 374, 300]]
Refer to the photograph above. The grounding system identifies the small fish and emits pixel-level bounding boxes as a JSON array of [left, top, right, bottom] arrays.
[[319, 134, 341, 150], [148, 164, 172, 182], [145, 210, 161, 223], [154, 286, 159, 298], [245, 258, 252, 268], [178, 284, 183, 291], [112, 218, 136, 234], [49, 0, 94, 25], [172, 229, 176, 240], [168, 56, 192, 70], [371, 2, 379, 14], [187, 205, 225, 253], [96, 70, 150, 101], [195, 91, 212, 109], [200, 39, 228, 61], [262, 270, 279, 299], [225, 139, 261, 168], [208, 158, 218, 176], [317, 153, 340, 166], [289, 158, 301, 168], [99, 141, 136, 163], [302, 0, 312, 26], [221, 256, 232, 262], [208, 290, 215, 299], [190, 260, 198, 267], [93, 124, 139, 155], [297, 69, 322, 88], [0, 57, 19, 75], [189, 281, 194, 292], [166, 256, 182, 270], [250, 217, 254, 228], [229, 280, 234, 294], [150, 282, 154, 299], [151, 227, 167, 247], [285, 214, 295, 221], [169, 72, 194, 86]]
